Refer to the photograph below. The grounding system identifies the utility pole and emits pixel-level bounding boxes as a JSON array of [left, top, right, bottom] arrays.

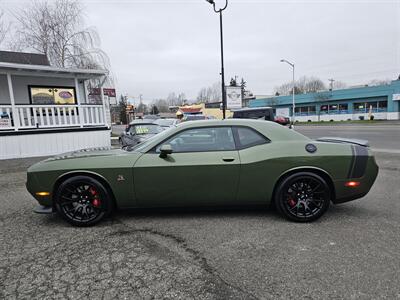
[[205, 0, 228, 119], [329, 78, 335, 91], [280, 59, 295, 128]]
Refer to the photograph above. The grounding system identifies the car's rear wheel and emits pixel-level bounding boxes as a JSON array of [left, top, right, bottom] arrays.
[[54, 176, 113, 226], [275, 172, 331, 222]]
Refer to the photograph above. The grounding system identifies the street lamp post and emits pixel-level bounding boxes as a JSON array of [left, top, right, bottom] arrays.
[[280, 59, 295, 128], [205, 0, 228, 119]]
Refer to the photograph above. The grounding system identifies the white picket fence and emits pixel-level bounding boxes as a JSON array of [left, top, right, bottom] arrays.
[[0, 104, 106, 130]]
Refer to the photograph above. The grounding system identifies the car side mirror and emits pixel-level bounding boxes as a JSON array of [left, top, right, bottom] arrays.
[[159, 144, 173, 158]]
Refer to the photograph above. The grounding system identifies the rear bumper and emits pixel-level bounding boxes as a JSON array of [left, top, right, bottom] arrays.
[[333, 155, 379, 204], [334, 190, 369, 204]]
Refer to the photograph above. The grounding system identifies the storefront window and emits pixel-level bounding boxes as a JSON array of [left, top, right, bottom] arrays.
[[300, 107, 308, 115], [30, 86, 76, 105], [360, 102, 377, 113], [339, 104, 348, 114], [328, 104, 338, 114], [354, 102, 366, 113], [378, 101, 388, 112], [295, 106, 316, 116], [320, 105, 329, 114]]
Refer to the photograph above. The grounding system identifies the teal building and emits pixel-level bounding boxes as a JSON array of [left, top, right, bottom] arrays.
[[249, 80, 400, 121]]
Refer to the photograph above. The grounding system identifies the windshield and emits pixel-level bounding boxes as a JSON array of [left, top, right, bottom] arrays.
[[154, 119, 175, 126], [129, 124, 163, 135], [124, 126, 175, 152]]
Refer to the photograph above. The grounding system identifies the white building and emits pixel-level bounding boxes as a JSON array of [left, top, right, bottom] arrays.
[[0, 51, 111, 160]]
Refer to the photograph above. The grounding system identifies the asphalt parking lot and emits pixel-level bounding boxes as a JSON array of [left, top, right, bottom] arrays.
[[1, 125, 400, 299]]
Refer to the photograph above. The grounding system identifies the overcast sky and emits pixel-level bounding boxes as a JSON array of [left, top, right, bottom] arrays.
[[2, 0, 400, 103]]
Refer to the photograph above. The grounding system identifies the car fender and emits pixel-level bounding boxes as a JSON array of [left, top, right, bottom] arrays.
[[272, 166, 335, 201], [52, 170, 117, 207]]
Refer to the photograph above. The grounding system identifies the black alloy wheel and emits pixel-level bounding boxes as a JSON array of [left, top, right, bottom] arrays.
[[275, 172, 331, 222], [55, 176, 113, 226]]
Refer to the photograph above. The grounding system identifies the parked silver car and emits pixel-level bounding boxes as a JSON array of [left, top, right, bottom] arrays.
[[119, 120, 164, 148], [153, 118, 179, 128]]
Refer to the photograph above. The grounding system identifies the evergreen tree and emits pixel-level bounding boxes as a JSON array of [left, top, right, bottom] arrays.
[[118, 95, 128, 124]]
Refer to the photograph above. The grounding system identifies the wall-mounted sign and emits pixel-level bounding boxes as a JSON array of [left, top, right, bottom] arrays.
[[276, 107, 290, 118], [226, 86, 242, 109], [103, 88, 116, 97], [393, 94, 400, 101], [88, 88, 117, 105], [30, 86, 76, 105], [0, 118, 11, 128]]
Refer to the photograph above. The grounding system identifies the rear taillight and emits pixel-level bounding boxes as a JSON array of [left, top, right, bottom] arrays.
[[345, 181, 360, 187]]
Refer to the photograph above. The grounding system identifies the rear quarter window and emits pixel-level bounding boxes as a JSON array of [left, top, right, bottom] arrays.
[[233, 126, 270, 149]]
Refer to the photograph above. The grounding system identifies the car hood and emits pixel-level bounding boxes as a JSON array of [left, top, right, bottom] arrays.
[[28, 146, 142, 173], [44, 147, 126, 162]]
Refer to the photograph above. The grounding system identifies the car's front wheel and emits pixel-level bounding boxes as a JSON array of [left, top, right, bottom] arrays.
[[275, 172, 331, 222], [54, 175, 114, 226]]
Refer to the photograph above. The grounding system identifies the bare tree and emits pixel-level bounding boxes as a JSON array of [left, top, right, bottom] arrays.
[[209, 82, 221, 102], [152, 99, 169, 113], [13, 0, 109, 70], [0, 4, 9, 47], [197, 87, 209, 103], [332, 80, 347, 89], [166, 92, 178, 106], [166, 92, 187, 106], [273, 82, 293, 96], [197, 82, 221, 103], [274, 76, 327, 95], [368, 79, 391, 86]]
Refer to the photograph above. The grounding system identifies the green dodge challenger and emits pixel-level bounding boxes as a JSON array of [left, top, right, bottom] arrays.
[[27, 119, 379, 226]]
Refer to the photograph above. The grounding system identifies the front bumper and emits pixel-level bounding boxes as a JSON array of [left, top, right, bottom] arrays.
[[33, 205, 55, 214], [26, 172, 53, 207]]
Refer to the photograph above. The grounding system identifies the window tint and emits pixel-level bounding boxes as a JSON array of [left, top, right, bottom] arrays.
[[234, 127, 269, 149], [157, 127, 235, 153]]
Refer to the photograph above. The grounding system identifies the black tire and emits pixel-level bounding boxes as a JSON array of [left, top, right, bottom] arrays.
[[274, 172, 331, 222], [54, 175, 114, 227]]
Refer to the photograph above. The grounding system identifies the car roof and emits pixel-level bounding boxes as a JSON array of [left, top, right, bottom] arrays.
[[175, 118, 270, 127], [175, 119, 309, 141], [134, 119, 309, 153]]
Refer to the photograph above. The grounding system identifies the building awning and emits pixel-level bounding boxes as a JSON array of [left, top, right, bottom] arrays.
[[0, 51, 50, 66], [179, 107, 202, 114], [0, 62, 107, 79]]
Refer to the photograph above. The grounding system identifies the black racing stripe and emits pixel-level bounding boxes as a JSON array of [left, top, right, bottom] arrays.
[[347, 145, 356, 179], [351, 146, 369, 178]]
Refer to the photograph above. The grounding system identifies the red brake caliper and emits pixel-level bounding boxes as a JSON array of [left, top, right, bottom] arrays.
[[89, 187, 101, 208], [288, 197, 296, 208]]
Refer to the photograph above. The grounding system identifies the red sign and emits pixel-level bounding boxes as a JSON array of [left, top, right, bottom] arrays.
[[103, 88, 116, 97], [89, 88, 116, 97]]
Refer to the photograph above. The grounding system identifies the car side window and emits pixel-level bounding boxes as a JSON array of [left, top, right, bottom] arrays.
[[233, 126, 269, 149], [156, 127, 236, 153], [128, 126, 136, 135]]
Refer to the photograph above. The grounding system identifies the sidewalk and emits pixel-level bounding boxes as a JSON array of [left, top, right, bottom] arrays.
[[295, 120, 400, 126]]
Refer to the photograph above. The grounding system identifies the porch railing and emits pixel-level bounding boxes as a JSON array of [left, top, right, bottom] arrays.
[[0, 104, 106, 131]]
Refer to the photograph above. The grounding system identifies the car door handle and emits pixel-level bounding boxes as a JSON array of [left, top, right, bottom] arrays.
[[222, 157, 235, 162]]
